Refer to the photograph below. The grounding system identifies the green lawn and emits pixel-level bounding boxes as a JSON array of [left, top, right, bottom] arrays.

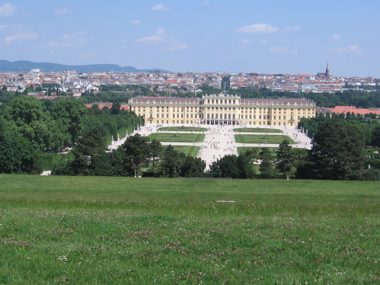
[[0, 175, 379, 284], [235, 134, 295, 144], [234, 128, 283, 133], [148, 133, 205, 143], [169, 145, 200, 157], [158, 126, 208, 132]]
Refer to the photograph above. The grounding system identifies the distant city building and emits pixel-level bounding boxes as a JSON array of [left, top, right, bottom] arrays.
[[129, 92, 316, 126], [316, 62, 330, 78]]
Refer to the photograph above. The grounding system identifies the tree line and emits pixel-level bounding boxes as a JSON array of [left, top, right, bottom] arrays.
[[52, 132, 206, 178], [0, 95, 142, 174]]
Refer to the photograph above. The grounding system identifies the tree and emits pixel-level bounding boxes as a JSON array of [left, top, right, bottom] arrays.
[[180, 156, 206, 177], [123, 134, 151, 177], [372, 125, 380, 147], [3, 96, 61, 151], [161, 145, 182, 177], [307, 120, 367, 180], [214, 155, 239, 178], [237, 152, 255, 178], [0, 119, 40, 174], [276, 139, 295, 179], [71, 129, 107, 175], [149, 139, 163, 167], [51, 98, 88, 145], [259, 148, 276, 179]]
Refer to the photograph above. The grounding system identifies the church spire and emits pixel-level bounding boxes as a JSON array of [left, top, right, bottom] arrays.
[[326, 62, 330, 77]]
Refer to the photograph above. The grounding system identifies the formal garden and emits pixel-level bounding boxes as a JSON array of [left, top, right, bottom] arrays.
[[235, 134, 296, 144], [157, 126, 208, 132], [170, 145, 200, 157], [148, 133, 205, 143], [233, 128, 283, 133]]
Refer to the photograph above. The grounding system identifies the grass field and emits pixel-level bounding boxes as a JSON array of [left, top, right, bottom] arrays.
[[235, 134, 296, 144], [170, 145, 200, 157], [158, 126, 208, 132], [148, 133, 205, 143], [0, 175, 379, 284], [234, 128, 283, 133]]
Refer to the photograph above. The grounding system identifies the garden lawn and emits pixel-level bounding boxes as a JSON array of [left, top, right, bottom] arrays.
[[170, 145, 200, 157], [148, 133, 205, 143], [235, 134, 295, 144], [0, 175, 379, 284], [158, 126, 208, 132], [234, 128, 283, 133]]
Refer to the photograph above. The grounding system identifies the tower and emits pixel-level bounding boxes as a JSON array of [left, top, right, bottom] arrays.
[[326, 62, 330, 77]]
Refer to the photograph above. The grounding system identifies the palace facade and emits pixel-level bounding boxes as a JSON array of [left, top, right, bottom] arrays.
[[128, 93, 316, 126]]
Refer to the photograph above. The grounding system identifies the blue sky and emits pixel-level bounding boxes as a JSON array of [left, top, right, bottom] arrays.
[[1, 0, 379, 77]]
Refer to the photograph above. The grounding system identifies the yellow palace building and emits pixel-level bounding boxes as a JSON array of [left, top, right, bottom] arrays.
[[128, 92, 316, 126]]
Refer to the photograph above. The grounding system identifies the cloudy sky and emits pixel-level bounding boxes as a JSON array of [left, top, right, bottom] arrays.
[[1, 0, 379, 77]]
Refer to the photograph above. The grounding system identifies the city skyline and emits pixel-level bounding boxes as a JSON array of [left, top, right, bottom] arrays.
[[1, 1, 379, 77]]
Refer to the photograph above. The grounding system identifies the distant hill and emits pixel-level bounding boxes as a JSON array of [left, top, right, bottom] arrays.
[[0, 60, 166, 73]]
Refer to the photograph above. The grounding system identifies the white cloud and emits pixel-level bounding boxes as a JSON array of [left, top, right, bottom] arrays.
[[240, 39, 251, 44], [54, 8, 70, 15], [270, 47, 288, 52], [331, 34, 342, 41], [202, 1, 209, 5], [136, 28, 188, 51], [130, 19, 142, 25], [152, 4, 172, 11], [165, 42, 189, 51], [4, 32, 38, 44], [48, 32, 86, 48], [0, 3, 17, 17], [329, 45, 361, 54], [236, 24, 279, 34], [136, 28, 166, 43], [284, 25, 300, 32]]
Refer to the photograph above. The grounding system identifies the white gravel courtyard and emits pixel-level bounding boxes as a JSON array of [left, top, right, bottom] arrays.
[[108, 124, 312, 169]]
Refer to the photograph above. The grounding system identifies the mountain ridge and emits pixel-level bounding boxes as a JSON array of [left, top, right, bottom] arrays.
[[0, 60, 166, 73]]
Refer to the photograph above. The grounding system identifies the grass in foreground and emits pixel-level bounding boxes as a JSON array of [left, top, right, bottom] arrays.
[[148, 133, 205, 143], [0, 175, 379, 284], [235, 134, 295, 144]]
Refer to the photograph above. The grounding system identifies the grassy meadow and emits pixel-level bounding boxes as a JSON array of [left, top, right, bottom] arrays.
[[170, 145, 200, 157], [235, 134, 296, 144], [157, 126, 208, 132], [234, 128, 283, 133], [0, 175, 379, 284], [148, 133, 205, 143]]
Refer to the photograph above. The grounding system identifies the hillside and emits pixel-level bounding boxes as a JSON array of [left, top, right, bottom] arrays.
[[0, 60, 165, 73]]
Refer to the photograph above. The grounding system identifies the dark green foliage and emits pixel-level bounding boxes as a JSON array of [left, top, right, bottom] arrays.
[[276, 139, 296, 179], [2, 95, 62, 151], [0, 120, 41, 174], [160, 145, 183, 177], [305, 120, 367, 180], [180, 156, 206, 177], [69, 129, 107, 176], [123, 134, 152, 177], [372, 125, 380, 147], [50, 98, 88, 145], [259, 148, 276, 179], [237, 152, 255, 178]]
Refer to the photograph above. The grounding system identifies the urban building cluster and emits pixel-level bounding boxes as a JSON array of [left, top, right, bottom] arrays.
[[0, 64, 378, 97]]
